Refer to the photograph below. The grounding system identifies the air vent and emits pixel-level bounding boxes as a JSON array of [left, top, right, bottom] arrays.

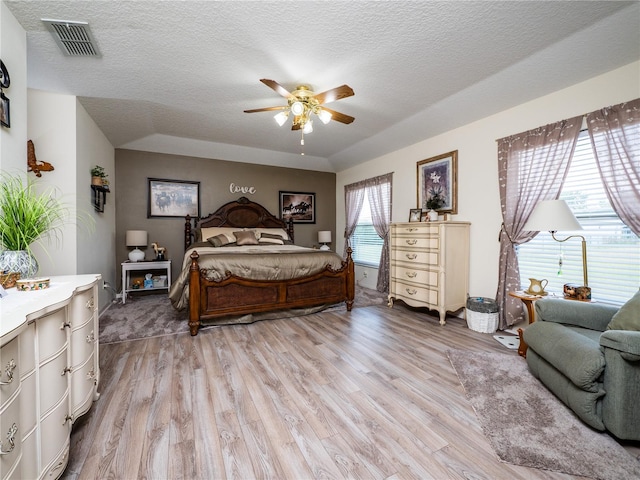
[[42, 19, 101, 57]]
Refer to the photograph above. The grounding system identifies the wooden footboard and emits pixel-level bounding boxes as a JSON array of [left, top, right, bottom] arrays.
[[188, 248, 355, 335]]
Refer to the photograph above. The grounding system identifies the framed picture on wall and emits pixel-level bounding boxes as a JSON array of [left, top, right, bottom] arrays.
[[147, 178, 200, 218], [0, 93, 10, 128], [417, 150, 458, 214], [279, 191, 316, 224]]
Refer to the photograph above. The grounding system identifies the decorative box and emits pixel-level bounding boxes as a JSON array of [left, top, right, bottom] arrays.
[[16, 277, 50, 291]]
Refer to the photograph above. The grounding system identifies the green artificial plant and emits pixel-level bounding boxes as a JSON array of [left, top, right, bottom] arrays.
[[0, 173, 69, 254]]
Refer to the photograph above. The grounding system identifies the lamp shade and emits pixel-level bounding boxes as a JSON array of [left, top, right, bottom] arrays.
[[126, 230, 148, 247], [523, 200, 582, 232], [318, 231, 332, 243]]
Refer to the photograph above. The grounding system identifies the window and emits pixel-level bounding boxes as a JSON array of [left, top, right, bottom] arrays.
[[517, 130, 640, 304], [351, 190, 384, 266]]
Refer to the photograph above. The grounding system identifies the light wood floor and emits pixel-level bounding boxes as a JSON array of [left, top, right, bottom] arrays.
[[62, 304, 637, 479]]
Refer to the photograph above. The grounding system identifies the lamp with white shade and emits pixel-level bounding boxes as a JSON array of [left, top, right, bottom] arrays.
[[126, 230, 148, 262], [318, 231, 332, 251], [523, 199, 588, 287]]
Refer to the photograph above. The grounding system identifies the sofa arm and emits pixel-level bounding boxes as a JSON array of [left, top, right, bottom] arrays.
[[535, 298, 618, 331], [600, 330, 640, 359]]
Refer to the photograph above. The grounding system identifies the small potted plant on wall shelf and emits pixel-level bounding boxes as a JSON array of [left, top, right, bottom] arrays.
[[426, 187, 444, 221], [91, 165, 108, 186]]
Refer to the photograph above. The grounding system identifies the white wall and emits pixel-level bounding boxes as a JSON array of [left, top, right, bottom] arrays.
[[337, 61, 640, 298], [76, 100, 116, 299], [0, 2, 27, 173], [27, 89, 116, 311]]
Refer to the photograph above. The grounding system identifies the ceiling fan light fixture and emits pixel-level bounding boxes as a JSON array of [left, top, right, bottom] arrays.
[[303, 120, 313, 134], [290, 101, 305, 116], [274, 111, 288, 126], [317, 109, 332, 124]]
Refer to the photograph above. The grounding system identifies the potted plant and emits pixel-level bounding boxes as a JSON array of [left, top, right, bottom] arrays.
[[91, 165, 108, 186], [426, 187, 444, 221], [0, 173, 69, 278]]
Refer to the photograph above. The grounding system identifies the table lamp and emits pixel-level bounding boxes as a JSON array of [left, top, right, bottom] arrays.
[[318, 231, 332, 251], [126, 230, 148, 262], [524, 199, 588, 288]]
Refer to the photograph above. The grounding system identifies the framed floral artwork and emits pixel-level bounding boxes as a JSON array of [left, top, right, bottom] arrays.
[[417, 150, 458, 214]]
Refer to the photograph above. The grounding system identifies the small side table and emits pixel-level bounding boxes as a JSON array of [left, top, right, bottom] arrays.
[[121, 260, 171, 304], [509, 291, 545, 358]]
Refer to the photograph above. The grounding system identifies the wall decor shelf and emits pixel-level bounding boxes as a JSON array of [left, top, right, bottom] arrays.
[[90, 184, 109, 212]]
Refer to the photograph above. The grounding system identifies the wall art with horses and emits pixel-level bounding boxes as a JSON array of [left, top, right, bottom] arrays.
[[148, 178, 200, 218], [279, 191, 316, 224]]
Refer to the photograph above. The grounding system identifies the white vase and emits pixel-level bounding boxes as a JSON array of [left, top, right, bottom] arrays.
[[0, 250, 39, 278], [427, 210, 439, 221]]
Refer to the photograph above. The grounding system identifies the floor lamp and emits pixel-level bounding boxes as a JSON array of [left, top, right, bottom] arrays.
[[524, 199, 589, 288]]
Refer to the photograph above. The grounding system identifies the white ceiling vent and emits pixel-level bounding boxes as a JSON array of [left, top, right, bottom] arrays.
[[42, 19, 101, 57]]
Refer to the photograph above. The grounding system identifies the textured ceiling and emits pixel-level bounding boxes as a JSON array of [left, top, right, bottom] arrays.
[[5, 1, 640, 172]]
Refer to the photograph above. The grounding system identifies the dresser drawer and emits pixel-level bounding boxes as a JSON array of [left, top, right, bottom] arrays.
[[70, 353, 97, 419], [393, 224, 439, 235], [0, 337, 19, 406], [70, 315, 96, 368], [40, 396, 71, 479], [0, 391, 21, 478], [392, 266, 439, 287], [69, 287, 96, 326], [37, 308, 68, 363], [392, 282, 439, 305], [392, 249, 439, 266], [392, 235, 440, 250], [39, 350, 69, 417]]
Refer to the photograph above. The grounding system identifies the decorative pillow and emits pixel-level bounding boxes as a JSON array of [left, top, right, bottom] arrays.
[[254, 228, 290, 241], [234, 230, 259, 246], [607, 289, 640, 331], [200, 227, 238, 242], [258, 233, 285, 245], [207, 233, 235, 247]]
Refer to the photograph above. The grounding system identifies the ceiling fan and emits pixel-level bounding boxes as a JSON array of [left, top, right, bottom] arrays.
[[244, 79, 355, 138]]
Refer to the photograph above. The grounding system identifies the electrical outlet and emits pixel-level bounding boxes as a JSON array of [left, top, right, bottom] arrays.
[[103, 281, 109, 289], [362, 271, 368, 278]]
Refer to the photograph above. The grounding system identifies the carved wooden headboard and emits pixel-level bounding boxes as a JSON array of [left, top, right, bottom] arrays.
[[184, 196, 294, 249]]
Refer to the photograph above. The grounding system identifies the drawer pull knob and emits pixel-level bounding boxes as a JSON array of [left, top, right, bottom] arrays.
[[406, 288, 417, 295], [64, 414, 73, 424], [0, 359, 16, 385], [86, 330, 95, 343], [405, 228, 418, 232], [405, 253, 417, 260], [60, 322, 71, 330], [86, 297, 95, 309], [406, 272, 417, 278], [0, 423, 17, 455], [61, 366, 72, 376], [405, 239, 418, 245]]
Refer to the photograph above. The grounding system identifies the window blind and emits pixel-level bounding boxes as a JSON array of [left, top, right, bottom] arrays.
[[351, 181, 391, 266]]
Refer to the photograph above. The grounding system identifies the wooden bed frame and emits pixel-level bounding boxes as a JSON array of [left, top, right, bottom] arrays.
[[184, 196, 355, 335]]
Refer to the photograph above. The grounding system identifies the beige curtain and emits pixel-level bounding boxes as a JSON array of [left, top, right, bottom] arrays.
[[343, 180, 366, 257], [495, 116, 582, 329], [367, 173, 393, 292], [587, 98, 640, 236]]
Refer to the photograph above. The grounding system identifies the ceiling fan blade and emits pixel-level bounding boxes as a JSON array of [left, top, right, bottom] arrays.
[[244, 106, 287, 113], [260, 79, 295, 100], [313, 85, 354, 105], [321, 107, 355, 124]]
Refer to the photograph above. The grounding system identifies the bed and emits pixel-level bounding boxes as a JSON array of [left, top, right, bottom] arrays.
[[169, 196, 355, 335]]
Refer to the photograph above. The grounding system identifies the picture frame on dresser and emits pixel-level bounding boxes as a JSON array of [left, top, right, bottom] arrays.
[[409, 208, 422, 222], [417, 150, 458, 214]]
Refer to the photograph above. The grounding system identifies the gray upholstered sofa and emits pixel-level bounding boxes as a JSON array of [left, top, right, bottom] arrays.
[[523, 292, 640, 441]]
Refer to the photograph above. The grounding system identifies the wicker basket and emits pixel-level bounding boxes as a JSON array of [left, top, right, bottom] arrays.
[[466, 297, 499, 333], [0, 272, 21, 289]]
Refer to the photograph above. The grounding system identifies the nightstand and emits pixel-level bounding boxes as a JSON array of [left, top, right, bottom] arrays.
[[121, 260, 171, 304]]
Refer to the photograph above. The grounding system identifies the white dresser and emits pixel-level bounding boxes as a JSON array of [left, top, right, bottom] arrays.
[[388, 222, 470, 325], [0, 275, 100, 480]]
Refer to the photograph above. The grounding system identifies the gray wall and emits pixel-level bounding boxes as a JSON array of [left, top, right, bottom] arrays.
[[115, 149, 336, 288]]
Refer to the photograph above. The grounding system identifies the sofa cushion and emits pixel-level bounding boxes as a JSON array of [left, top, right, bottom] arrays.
[[607, 290, 640, 331], [535, 298, 616, 332], [524, 321, 605, 392]]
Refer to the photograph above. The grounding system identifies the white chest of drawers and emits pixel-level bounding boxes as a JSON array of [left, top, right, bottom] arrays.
[[388, 222, 470, 325], [0, 275, 100, 480]]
